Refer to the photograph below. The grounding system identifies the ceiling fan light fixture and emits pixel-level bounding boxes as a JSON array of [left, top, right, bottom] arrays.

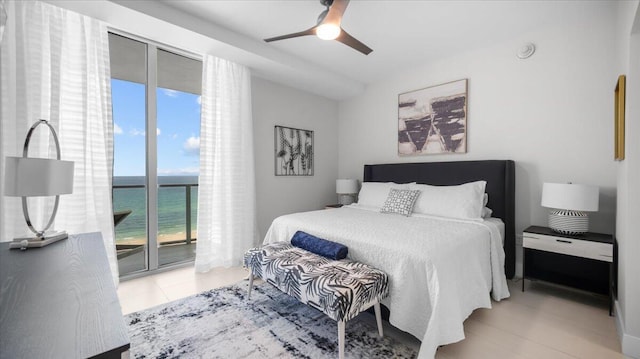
[[264, 0, 372, 55], [316, 23, 341, 40]]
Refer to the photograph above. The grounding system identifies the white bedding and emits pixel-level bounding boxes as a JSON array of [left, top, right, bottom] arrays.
[[263, 204, 510, 358]]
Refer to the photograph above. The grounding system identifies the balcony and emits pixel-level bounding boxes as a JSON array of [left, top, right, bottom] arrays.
[[113, 182, 198, 276]]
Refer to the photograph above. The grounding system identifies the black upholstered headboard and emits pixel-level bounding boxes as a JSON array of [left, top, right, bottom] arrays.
[[363, 160, 515, 279]]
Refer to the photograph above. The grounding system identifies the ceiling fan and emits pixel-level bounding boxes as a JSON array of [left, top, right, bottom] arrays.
[[264, 0, 373, 55]]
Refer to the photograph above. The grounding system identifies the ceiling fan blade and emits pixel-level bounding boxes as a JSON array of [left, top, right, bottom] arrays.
[[336, 28, 373, 55], [323, 0, 350, 25], [264, 27, 317, 43]]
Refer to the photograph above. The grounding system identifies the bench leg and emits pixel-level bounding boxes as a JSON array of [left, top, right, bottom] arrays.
[[247, 270, 254, 300], [374, 302, 383, 337], [338, 320, 345, 359]]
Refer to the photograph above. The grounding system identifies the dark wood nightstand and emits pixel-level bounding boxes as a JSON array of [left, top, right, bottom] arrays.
[[325, 204, 344, 209], [522, 225, 614, 315]]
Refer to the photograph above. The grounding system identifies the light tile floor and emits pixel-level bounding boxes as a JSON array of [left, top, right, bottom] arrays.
[[117, 266, 625, 358], [118, 265, 247, 314]]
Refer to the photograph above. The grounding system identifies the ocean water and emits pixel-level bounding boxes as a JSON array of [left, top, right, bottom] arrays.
[[113, 176, 198, 243]]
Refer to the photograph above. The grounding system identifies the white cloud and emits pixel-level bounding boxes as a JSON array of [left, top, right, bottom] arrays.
[[130, 128, 161, 137], [196, 96, 202, 105], [183, 136, 200, 155], [130, 128, 145, 136], [163, 89, 179, 97], [172, 133, 178, 140], [113, 123, 123, 135]]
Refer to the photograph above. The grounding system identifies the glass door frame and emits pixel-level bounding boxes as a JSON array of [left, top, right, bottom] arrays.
[[146, 40, 159, 271], [109, 28, 202, 278]]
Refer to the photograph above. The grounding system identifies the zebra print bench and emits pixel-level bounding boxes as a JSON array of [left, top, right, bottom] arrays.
[[243, 242, 390, 359]]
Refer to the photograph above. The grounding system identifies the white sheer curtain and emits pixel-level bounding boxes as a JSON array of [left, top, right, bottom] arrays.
[[195, 55, 258, 272], [0, 0, 7, 43], [0, 1, 118, 283]]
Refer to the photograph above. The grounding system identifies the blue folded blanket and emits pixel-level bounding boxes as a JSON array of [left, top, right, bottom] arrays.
[[290, 231, 348, 260]]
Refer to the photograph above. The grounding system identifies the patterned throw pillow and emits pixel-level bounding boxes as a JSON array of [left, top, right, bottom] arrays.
[[380, 189, 421, 216]]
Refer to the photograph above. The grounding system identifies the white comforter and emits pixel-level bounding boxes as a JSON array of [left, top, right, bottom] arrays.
[[263, 204, 510, 358]]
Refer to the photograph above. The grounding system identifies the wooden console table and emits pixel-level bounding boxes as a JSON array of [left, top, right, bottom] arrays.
[[0, 232, 130, 358]]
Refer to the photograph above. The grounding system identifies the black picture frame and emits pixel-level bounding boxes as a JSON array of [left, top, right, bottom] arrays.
[[274, 125, 314, 176]]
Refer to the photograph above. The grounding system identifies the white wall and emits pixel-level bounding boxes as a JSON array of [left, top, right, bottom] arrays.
[[252, 77, 339, 238], [338, 2, 619, 276], [616, 1, 640, 357]]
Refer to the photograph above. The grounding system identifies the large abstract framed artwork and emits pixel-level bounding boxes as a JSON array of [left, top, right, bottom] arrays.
[[614, 75, 626, 161], [274, 125, 314, 176], [398, 79, 468, 156]]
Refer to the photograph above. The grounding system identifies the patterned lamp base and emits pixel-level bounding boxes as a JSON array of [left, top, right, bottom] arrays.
[[338, 194, 356, 205], [548, 209, 589, 235]]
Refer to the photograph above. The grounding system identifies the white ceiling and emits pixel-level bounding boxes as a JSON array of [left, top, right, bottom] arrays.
[[154, 0, 591, 84], [99, 0, 608, 100]]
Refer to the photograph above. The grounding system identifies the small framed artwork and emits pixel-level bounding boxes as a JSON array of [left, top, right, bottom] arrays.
[[614, 75, 626, 161], [274, 125, 314, 176], [398, 79, 468, 156]]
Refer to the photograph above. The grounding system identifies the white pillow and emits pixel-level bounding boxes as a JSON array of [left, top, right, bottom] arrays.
[[409, 181, 487, 220], [380, 189, 421, 216], [357, 182, 412, 208], [482, 193, 492, 218]]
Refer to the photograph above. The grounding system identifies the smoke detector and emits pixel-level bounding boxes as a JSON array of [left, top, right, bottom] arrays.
[[517, 43, 536, 59]]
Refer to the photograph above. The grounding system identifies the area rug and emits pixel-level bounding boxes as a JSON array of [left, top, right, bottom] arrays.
[[125, 283, 417, 358]]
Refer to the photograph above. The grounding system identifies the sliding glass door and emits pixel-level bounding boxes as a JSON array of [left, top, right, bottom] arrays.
[[109, 32, 202, 277], [110, 34, 149, 275], [156, 48, 201, 267]]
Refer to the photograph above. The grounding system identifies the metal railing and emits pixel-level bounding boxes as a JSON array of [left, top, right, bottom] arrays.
[[113, 183, 198, 245]]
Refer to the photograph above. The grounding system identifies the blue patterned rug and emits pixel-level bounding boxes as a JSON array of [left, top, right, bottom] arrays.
[[125, 283, 417, 358]]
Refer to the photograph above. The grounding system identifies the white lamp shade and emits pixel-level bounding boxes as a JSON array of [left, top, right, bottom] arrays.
[[541, 182, 599, 212], [4, 157, 74, 196], [336, 179, 358, 194]]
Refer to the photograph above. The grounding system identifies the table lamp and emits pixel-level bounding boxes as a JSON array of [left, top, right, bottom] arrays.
[[336, 179, 358, 205], [4, 120, 74, 250], [541, 182, 599, 235]]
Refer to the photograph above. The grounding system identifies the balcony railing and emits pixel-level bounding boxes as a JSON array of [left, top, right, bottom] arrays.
[[113, 183, 198, 245]]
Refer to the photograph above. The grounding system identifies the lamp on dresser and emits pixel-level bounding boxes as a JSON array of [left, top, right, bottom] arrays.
[[541, 182, 599, 235], [336, 179, 358, 205], [4, 119, 74, 250]]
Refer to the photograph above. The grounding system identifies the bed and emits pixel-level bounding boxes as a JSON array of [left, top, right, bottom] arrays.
[[263, 160, 515, 358]]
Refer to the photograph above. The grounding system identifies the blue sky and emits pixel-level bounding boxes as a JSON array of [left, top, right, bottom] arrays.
[[111, 79, 201, 177]]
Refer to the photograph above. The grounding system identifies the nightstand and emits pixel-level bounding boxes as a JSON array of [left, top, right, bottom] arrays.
[[325, 204, 344, 209], [522, 225, 614, 315]]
